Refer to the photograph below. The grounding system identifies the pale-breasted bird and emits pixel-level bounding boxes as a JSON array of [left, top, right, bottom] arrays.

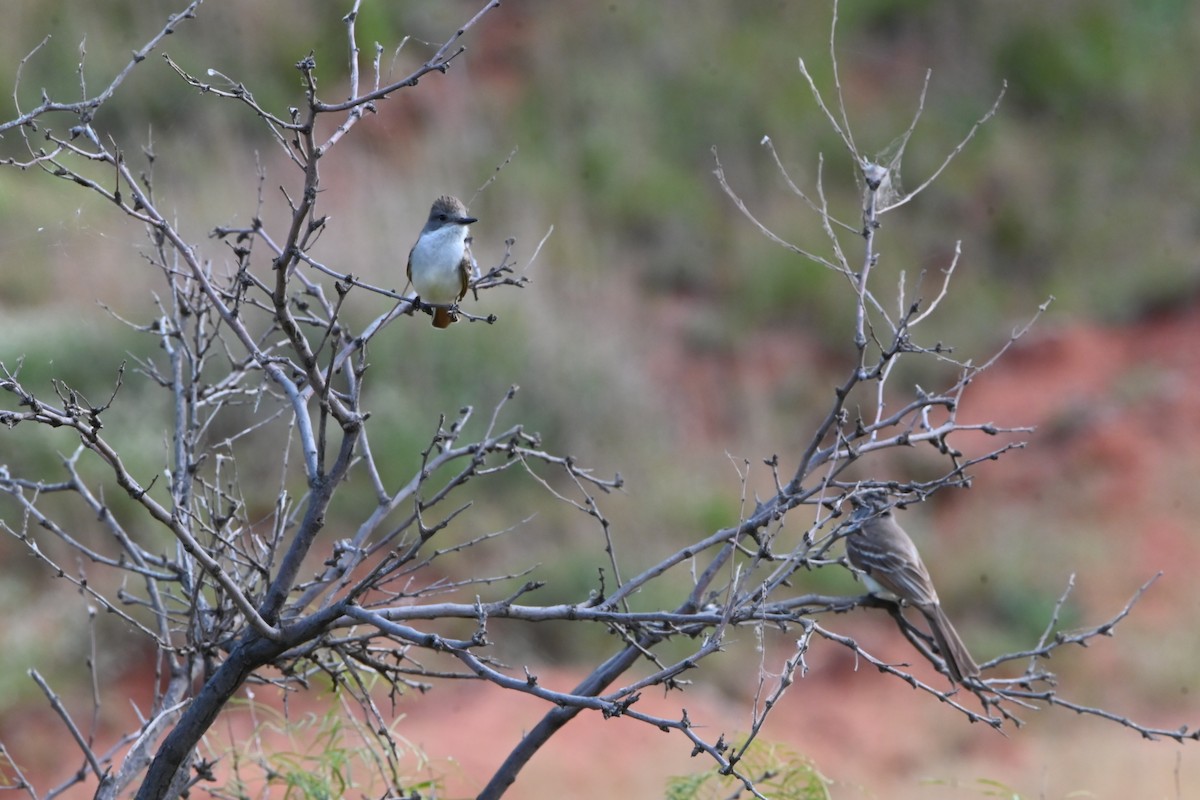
[[406, 195, 477, 328], [845, 491, 981, 685]]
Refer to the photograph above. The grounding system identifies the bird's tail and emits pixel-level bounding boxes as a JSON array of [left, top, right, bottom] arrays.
[[926, 604, 980, 685], [432, 307, 457, 328]]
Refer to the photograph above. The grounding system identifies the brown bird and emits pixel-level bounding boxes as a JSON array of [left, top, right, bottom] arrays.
[[845, 491, 980, 685], [406, 195, 477, 328]]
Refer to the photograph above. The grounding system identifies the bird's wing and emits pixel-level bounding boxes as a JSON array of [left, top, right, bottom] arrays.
[[850, 532, 940, 607], [456, 243, 472, 302]]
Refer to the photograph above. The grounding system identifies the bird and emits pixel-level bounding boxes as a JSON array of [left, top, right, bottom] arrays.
[[845, 491, 980, 685], [406, 195, 477, 328]]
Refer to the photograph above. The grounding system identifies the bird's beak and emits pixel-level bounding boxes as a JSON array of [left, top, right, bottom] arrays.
[[459, 215, 478, 225]]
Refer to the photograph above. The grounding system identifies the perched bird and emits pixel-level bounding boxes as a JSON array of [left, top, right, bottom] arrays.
[[845, 491, 980, 685], [406, 195, 477, 328]]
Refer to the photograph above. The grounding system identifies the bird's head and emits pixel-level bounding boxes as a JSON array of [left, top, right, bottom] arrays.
[[847, 487, 892, 521]]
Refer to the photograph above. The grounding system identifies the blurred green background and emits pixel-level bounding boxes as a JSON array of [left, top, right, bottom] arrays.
[[1, 1, 1199, 798]]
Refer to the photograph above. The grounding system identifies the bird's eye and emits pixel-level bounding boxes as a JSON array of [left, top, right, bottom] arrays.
[[438, 214, 447, 221]]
